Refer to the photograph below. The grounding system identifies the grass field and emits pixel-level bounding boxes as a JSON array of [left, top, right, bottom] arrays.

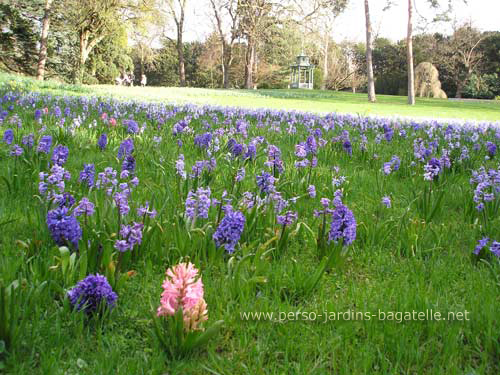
[[0, 74, 499, 374], [2, 72, 500, 121]]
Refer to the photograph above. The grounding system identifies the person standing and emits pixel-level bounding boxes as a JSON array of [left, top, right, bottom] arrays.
[[141, 74, 147, 87]]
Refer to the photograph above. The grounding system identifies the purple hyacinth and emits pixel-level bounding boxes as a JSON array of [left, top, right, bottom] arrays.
[[3, 128, 14, 144], [79, 164, 95, 187], [194, 132, 212, 149], [486, 142, 497, 158], [55, 192, 75, 208], [265, 145, 284, 174], [383, 124, 394, 142], [342, 140, 352, 156], [474, 237, 490, 255], [37, 135, 52, 154], [328, 204, 357, 246], [10, 144, 23, 156], [213, 205, 245, 253], [307, 184, 316, 198], [54, 106, 62, 118], [256, 171, 275, 194], [490, 241, 500, 257], [22, 133, 34, 148], [383, 155, 400, 175], [97, 133, 107, 150], [175, 154, 186, 179], [245, 143, 257, 160], [125, 120, 139, 134], [423, 158, 441, 181], [122, 155, 136, 174], [333, 189, 343, 206], [51, 145, 69, 166], [231, 143, 244, 157], [113, 192, 130, 216], [46, 207, 82, 249], [236, 167, 245, 182], [74, 197, 95, 217], [117, 139, 134, 159], [137, 202, 157, 218], [114, 222, 144, 252], [185, 187, 211, 220], [67, 274, 117, 314], [306, 136, 318, 155], [295, 144, 307, 158], [277, 211, 298, 226], [382, 196, 391, 208]]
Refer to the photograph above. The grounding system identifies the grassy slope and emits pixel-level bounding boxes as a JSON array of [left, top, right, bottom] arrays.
[[89, 85, 500, 121], [1, 72, 500, 121]]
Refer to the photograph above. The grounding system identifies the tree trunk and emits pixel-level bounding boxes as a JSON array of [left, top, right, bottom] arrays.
[[78, 31, 89, 83], [177, 23, 186, 87], [252, 46, 257, 88], [456, 67, 473, 98], [222, 42, 232, 89], [321, 33, 328, 90], [364, 0, 376, 102], [244, 36, 255, 89], [407, 0, 415, 105], [455, 82, 463, 98], [77, 31, 105, 84], [223, 62, 230, 88], [37, 0, 53, 81]]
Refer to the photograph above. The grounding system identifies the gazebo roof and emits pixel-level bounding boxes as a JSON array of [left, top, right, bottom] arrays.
[[290, 53, 313, 68]]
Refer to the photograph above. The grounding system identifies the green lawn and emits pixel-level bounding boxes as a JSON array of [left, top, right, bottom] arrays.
[[2, 72, 500, 121], [88, 85, 500, 121]]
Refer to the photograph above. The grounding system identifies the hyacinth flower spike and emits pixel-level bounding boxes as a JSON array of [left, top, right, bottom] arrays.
[[152, 262, 223, 358]]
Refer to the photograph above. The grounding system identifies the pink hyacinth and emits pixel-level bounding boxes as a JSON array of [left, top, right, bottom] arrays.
[[157, 262, 208, 331]]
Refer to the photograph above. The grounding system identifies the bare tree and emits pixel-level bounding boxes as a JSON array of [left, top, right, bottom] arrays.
[[37, 0, 53, 80], [164, 0, 188, 86], [285, 0, 348, 90], [364, 0, 376, 102], [238, 0, 272, 89], [210, 0, 239, 88], [314, 1, 348, 90], [407, 0, 415, 104], [441, 23, 486, 98]]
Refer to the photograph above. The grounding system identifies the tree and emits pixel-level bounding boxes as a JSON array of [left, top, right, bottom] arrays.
[[344, 42, 366, 93], [480, 32, 500, 75], [282, 0, 348, 90], [87, 26, 133, 84], [36, 0, 53, 80], [66, 0, 155, 83], [407, 0, 415, 104], [364, 0, 376, 102], [210, 0, 239, 88], [309, 1, 348, 90], [237, 0, 273, 89], [163, 0, 188, 86], [439, 23, 486, 98], [66, 0, 122, 82], [0, 1, 42, 74]]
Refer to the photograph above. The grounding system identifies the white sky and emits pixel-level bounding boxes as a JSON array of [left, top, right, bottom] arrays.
[[179, 0, 500, 43]]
